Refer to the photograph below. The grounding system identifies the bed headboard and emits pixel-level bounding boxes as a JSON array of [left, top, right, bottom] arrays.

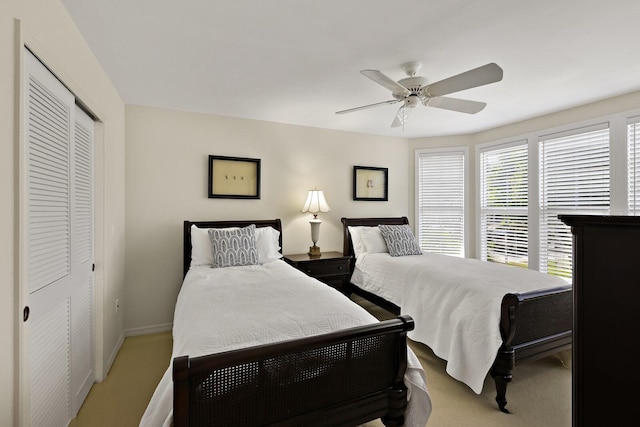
[[340, 217, 409, 257], [183, 219, 283, 278]]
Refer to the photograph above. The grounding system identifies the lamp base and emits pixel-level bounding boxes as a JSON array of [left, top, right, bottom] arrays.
[[308, 245, 321, 257]]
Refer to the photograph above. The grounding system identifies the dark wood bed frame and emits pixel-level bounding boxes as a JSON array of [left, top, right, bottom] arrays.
[[174, 219, 417, 426], [341, 217, 573, 413]]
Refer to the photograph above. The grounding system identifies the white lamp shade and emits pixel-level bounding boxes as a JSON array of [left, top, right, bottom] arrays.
[[301, 190, 331, 214]]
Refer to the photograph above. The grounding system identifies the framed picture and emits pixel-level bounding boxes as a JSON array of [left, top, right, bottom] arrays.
[[353, 166, 388, 201], [208, 155, 261, 199]]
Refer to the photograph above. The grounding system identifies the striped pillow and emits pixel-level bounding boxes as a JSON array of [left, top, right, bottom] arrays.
[[208, 224, 259, 268], [378, 224, 422, 257]]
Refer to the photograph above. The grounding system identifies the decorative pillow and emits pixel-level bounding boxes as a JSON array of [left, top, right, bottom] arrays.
[[378, 224, 422, 257], [360, 226, 388, 253], [190, 224, 281, 268], [208, 225, 259, 268]]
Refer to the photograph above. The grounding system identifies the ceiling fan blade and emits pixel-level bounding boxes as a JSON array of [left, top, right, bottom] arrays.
[[391, 105, 412, 128], [335, 99, 400, 115], [425, 63, 503, 97], [427, 97, 487, 114], [361, 70, 411, 96]]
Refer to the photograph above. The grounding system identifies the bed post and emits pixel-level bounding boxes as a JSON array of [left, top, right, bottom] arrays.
[[490, 347, 514, 413], [173, 356, 190, 426], [381, 315, 412, 427], [491, 294, 518, 413]]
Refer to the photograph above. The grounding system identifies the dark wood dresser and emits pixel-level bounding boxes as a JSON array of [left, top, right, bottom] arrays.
[[283, 251, 351, 294], [559, 215, 640, 427]]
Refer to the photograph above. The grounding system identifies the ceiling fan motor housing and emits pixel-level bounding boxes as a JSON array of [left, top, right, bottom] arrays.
[[394, 76, 428, 101]]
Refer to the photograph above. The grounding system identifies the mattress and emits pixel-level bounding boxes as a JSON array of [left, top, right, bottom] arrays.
[[140, 260, 431, 426]]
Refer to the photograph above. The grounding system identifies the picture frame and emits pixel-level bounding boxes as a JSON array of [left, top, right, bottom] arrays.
[[208, 155, 261, 199], [353, 166, 388, 201]]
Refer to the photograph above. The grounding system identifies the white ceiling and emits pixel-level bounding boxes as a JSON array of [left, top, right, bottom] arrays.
[[61, 0, 640, 139]]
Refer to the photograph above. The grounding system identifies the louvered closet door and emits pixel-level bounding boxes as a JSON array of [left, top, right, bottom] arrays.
[[70, 105, 95, 414], [25, 49, 94, 427]]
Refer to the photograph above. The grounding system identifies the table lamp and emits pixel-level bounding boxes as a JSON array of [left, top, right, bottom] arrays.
[[301, 189, 330, 256]]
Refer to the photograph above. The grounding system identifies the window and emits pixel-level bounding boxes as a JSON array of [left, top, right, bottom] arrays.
[[416, 148, 467, 257], [539, 124, 610, 279], [480, 141, 528, 267], [415, 109, 637, 275], [629, 117, 640, 214]]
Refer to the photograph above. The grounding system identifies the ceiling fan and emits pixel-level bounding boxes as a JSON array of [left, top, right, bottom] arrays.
[[336, 61, 503, 128]]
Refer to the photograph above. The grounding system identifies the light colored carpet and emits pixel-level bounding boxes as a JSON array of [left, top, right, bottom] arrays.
[[70, 296, 571, 426], [69, 331, 173, 427]]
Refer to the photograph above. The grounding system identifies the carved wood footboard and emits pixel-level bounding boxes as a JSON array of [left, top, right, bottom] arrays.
[[491, 286, 572, 412], [173, 315, 415, 427]]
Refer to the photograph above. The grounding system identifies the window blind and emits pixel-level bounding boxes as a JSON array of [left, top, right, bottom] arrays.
[[539, 124, 610, 279], [416, 149, 465, 257], [480, 141, 528, 267], [628, 117, 640, 214]]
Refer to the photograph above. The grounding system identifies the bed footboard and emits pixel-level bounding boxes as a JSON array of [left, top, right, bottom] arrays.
[[491, 285, 572, 413], [173, 315, 415, 427]]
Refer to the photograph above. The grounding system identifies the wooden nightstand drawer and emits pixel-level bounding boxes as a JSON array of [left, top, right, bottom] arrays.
[[283, 251, 352, 294], [298, 259, 348, 277]]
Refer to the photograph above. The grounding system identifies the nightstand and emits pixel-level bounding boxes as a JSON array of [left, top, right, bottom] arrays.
[[283, 251, 351, 294]]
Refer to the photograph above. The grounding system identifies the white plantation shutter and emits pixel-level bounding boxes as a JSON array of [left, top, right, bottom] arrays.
[[628, 117, 640, 214], [539, 124, 610, 280], [480, 141, 528, 266], [416, 149, 466, 257]]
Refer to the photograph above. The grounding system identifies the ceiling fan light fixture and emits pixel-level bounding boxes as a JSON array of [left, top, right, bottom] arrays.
[[405, 95, 420, 108]]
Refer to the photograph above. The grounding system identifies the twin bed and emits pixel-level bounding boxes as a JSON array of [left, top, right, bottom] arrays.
[[140, 219, 431, 427], [341, 217, 572, 413], [141, 215, 571, 426]]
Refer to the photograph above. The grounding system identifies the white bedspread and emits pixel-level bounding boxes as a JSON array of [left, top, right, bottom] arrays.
[[351, 252, 568, 394], [140, 261, 431, 426]]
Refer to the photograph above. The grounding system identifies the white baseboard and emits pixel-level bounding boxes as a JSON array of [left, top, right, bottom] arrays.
[[124, 322, 172, 337], [105, 332, 125, 375], [101, 324, 172, 379]]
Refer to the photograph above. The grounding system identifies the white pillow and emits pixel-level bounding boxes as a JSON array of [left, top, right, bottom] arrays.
[[255, 226, 282, 262], [348, 226, 370, 258], [360, 226, 388, 253], [190, 224, 282, 268], [190, 224, 215, 267]]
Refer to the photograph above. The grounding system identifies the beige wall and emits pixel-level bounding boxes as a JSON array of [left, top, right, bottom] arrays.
[[124, 105, 410, 332], [1, 0, 126, 425]]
